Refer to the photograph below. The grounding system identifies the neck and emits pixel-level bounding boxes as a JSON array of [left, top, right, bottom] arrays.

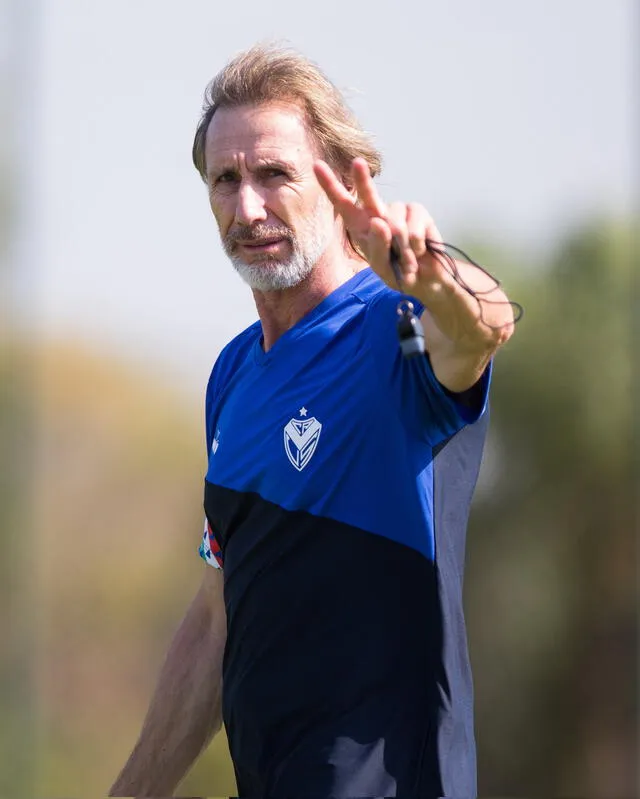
[[253, 247, 365, 352]]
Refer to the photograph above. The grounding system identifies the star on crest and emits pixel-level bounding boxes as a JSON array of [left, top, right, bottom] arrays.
[[299, 407, 308, 417]]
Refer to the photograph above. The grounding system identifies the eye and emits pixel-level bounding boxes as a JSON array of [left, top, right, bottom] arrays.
[[260, 167, 288, 181], [215, 171, 239, 184]]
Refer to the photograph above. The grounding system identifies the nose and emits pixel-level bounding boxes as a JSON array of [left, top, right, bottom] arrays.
[[235, 180, 268, 226]]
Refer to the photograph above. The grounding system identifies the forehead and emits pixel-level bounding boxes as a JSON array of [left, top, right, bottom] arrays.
[[204, 102, 317, 170]]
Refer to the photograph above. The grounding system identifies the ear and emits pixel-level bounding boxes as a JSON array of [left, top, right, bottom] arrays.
[[342, 176, 357, 200], [335, 160, 355, 196]]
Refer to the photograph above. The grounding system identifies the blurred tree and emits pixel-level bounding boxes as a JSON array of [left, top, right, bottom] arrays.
[[1, 60, 36, 796], [0, 338, 37, 798], [30, 343, 238, 795], [466, 219, 637, 797]]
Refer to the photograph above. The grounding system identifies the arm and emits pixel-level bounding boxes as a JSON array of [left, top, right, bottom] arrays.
[[109, 566, 226, 797], [314, 158, 515, 393], [417, 256, 513, 393]]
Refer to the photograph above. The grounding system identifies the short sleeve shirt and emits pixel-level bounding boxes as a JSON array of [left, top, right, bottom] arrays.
[[198, 268, 490, 798]]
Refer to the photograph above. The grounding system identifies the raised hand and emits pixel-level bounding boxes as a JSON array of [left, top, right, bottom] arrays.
[[313, 157, 449, 295]]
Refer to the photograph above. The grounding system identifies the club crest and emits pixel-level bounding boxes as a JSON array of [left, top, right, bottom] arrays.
[[284, 408, 322, 472]]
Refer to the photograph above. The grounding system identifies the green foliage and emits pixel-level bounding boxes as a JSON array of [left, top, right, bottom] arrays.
[[465, 217, 637, 794], [0, 336, 37, 798], [494, 219, 633, 479]]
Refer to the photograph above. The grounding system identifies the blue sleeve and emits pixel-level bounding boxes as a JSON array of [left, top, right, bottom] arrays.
[[200, 324, 260, 570], [204, 363, 220, 456], [203, 321, 261, 455], [364, 290, 491, 445]]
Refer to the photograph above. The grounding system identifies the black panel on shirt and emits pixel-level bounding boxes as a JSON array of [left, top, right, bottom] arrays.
[[205, 474, 480, 798]]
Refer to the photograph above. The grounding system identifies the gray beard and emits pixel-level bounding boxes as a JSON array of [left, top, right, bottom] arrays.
[[229, 245, 319, 292], [226, 203, 333, 293]]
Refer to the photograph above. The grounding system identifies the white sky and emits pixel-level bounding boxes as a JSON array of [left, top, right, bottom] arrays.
[[8, 0, 636, 396]]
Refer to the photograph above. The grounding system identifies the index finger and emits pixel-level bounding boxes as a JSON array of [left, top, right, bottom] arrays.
[[313, 160, 363, 227], [351, 158, 386, 218]]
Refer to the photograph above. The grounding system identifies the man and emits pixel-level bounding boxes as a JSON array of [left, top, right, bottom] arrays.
[[110, 44, 515, 798]]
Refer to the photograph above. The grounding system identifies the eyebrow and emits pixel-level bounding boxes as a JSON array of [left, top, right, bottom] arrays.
[[252, 157, 298, 172], [207, 157, 299, 181]]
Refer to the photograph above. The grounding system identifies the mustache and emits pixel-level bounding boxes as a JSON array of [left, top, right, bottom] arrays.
[[225, 223, 293, 248]]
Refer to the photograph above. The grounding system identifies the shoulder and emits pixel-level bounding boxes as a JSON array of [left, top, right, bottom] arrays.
[[350, 267, 404, 310], [352, 269, 426, 333], [206, 320, 261, 404], [353, 268, 427, 352], [216, 320, 262, 368]]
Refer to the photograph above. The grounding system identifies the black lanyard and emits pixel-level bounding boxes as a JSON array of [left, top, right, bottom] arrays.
[[388, 238, 523, 359]]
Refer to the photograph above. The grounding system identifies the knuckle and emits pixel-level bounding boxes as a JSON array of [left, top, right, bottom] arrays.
[[387, 201, 406, 223]]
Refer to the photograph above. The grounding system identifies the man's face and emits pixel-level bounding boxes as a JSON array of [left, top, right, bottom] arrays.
[[204, 102, 336, 292]]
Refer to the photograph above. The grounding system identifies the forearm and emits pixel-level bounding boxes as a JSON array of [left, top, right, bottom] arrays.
[[109, 585, 225, 797], [417, 259, 514, 392]]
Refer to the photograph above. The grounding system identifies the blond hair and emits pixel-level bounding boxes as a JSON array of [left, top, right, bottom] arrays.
[[192, 44, 382, 185]]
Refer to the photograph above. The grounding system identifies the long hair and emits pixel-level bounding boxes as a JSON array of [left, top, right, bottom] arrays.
[[192, 43, 382, 192]]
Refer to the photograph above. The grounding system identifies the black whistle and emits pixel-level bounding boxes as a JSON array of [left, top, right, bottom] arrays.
[[390, 240, 425, 359], [397, 302, 425, 358]]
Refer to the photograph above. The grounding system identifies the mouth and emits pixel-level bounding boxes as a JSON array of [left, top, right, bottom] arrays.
[[237, 238, 287, 253]]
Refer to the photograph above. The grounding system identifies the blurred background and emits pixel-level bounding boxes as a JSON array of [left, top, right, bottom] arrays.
[[1, 0, 637, 795]]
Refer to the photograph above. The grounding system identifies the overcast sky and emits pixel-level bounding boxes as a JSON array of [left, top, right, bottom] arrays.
[[8, 0, 636, 395]]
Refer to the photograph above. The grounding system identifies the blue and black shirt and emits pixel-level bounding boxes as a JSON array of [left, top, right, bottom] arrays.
[[199, 268, 491, 798]]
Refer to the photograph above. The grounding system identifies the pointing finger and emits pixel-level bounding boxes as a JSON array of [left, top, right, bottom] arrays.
[[313, 159, 353, 205], [351, 158, 386, 218], [314, 160, 364, 229]]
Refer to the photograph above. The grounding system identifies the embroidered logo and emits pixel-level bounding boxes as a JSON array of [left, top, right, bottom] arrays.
[[212, 428, 220, 454], [283, 407, 322, 472]]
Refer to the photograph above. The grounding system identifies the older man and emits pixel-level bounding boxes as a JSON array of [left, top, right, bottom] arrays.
[[110, 44, 514, 798]]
